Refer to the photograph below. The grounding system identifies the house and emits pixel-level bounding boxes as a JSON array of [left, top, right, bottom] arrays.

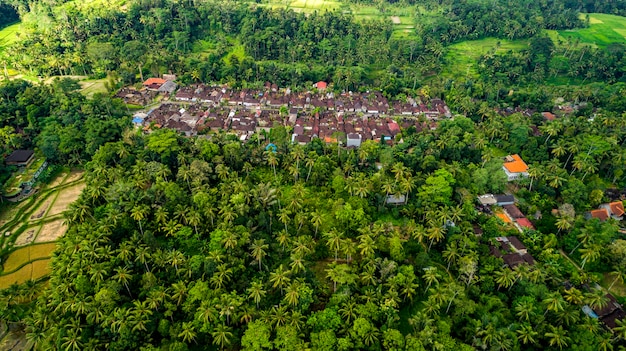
[[599, 201, 625, 221], [589, 293, 626, 329], [542, 112, 556, 121], [132, 113, 147, 127], [490, 236, 536, 268], [5, 150, 35, 166], [386, 194, 406, 205], [158, 80, 178, 94], [588, 208, 610, 221], [516, 218, 535, 230], [502, 154, 529, 181], [503, 204, 524, 219], [346, 133, 362, 148], [314, 81, 328, 91], [143, 77, 166, 90], [477, 194, 497, 206], [495, 194, 515, 206]]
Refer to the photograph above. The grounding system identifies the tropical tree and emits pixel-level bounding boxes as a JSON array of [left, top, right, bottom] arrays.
[[544, 325, 570, 350], [250, 239, 269, 271]]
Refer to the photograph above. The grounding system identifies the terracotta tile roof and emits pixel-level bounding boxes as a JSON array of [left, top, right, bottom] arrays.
[[314, 81, 328, 89], [503, 154, 529, 173], [590, 208, 610, 221], [143, 78, 166, 86], [516, 218, 535, 230], [610, 202, 625, 217]]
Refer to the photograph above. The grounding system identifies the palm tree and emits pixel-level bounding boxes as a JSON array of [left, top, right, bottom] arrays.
[[514, 299, 536, 322], [609, 269, 626, 291], [357, 232, 377, 259], [247, 281, 266, 308], [580, 243, 602, 269], [427, 225, 445, 250], [516, 324, 538, 345], [323, 230, 343, 261], [544, 325, 570, 350], [178, 321, 196, 344], [310, 211, 323, 238], [494, 267, 516, 290], [422, 267, 440, 291], [278, 208, 291, 231], [442, 242, 460, 271], [284, 281, 302, 307], [250, 239, 269, 271], [543, 292, 565, 316], [613, 318, 626, 340], [585, 289, 609, 310], [112, 266, 134, 297], [266, 150, 279, 179], [563, 287, 584, 305], [269, 264, 291, 295], [211, 324, 233, 349], [187, 209, 202, 236], [130, 204, 149, 235]]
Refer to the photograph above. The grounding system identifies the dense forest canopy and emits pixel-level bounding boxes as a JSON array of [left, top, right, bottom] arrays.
[[13, 121, 626, 350]]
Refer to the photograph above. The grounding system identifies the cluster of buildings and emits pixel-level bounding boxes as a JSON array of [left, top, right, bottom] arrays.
[[134, 83, 452, 145], [477, 193, 536, 232], [588, 201, 625, 222]]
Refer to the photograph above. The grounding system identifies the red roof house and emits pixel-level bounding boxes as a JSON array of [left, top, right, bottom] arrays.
[[314, 81, 328, 90], [143, 78, 166, 90], [516, 218, 535, 230]]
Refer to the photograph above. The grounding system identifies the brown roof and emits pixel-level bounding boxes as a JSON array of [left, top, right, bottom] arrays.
[[610, 202, 625, 217], [502, 254, 525, 267], [507, 236, 526, 251], [590, 208, 610, 221], [503, 204, 524, 219]]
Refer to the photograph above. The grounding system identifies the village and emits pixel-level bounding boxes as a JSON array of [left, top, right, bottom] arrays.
[[124, 77, 451, 145]]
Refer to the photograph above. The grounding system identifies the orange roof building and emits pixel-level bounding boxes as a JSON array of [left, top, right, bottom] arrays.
[[143, 78, 166, 89], [599, 201, 625, 221], [314, 81, 328, 90], [589, 208, 610, 221], [502, 154, 529, 181], [496, 213, 512, 224]]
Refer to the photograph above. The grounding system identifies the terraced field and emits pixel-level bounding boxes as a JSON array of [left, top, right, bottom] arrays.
[[0, 170, 84, 289]]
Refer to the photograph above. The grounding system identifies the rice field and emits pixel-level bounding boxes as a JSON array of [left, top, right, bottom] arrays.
[[547, 13, 626, 48], [0, 22, 20, 54], [442, 37, 529, 79], [2, 243, 56, 273]]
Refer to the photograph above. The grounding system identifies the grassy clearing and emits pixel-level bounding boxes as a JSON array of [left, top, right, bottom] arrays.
[[79, 79, 109, 97], [442, 37, 528, 79], [224, 43, 246, 66], [548, 13, 626, 48], [0, 22, 20, 54], [602, 272, 626, 298]]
